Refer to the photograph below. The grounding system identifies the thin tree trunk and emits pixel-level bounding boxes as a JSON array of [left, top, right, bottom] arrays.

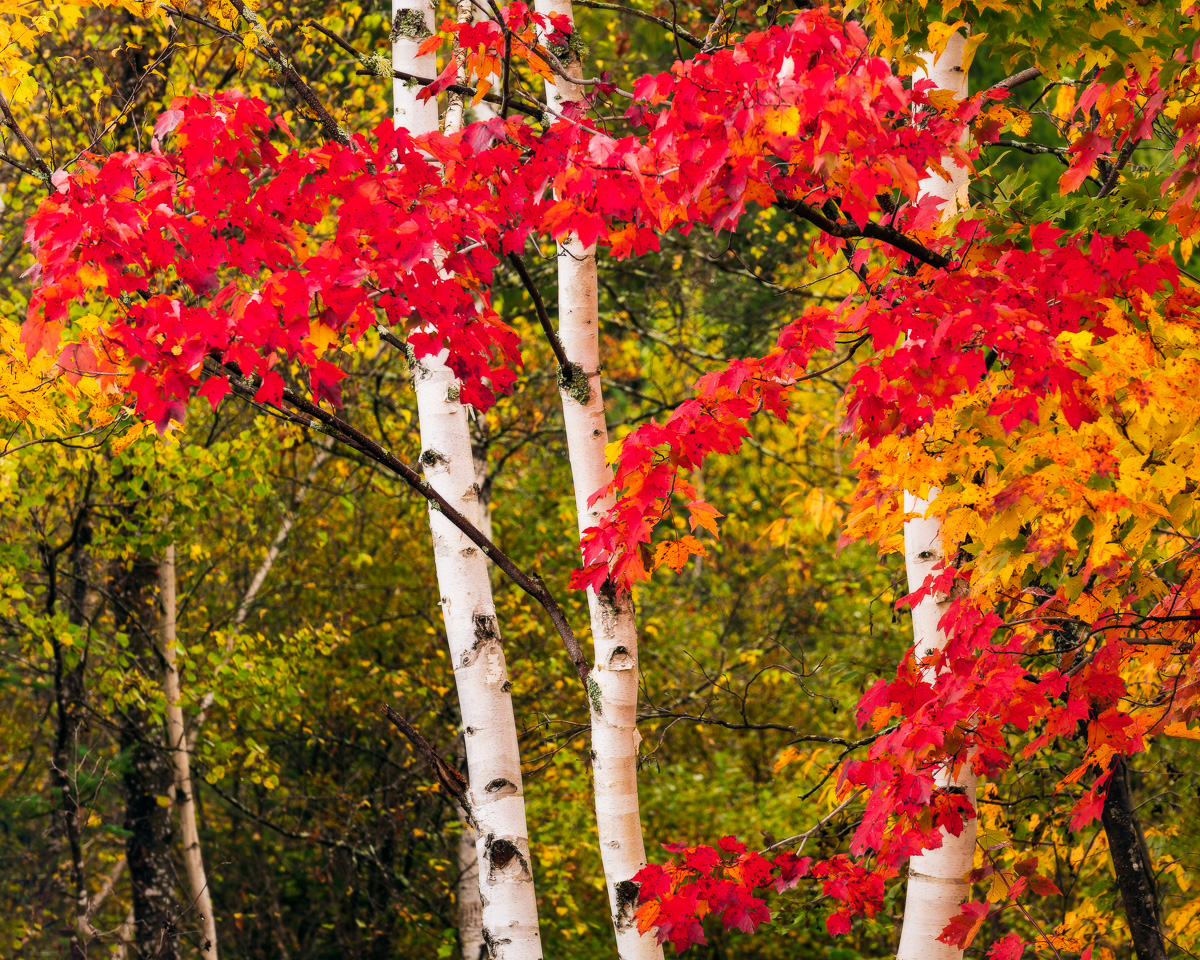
[[396, 3, 543, 956], [114, 906, 137, 960], [529, 3, 663, 956], [457, 811, 486, 960], [112, 541, 179, 960], [1102, 758, 1167, 960], [895, 33, 976, 960], [459, 403, 490, 960], [232, 446, 329, 628], [46, 500, 94, 959], [159, 546, 218, 957], [411, 342, 544, 960]]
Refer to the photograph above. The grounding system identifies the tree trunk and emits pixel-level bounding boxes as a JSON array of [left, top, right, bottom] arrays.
[[45, 499, 94, 959], [159, 546, 218, 957], [112, 541, 180, 960], [457, 811, 486, 960], [895, 33, 976, 960], [396, 4, 544, 956], [411, 348, 544, 959], [459, 391, 489, 960], [530, 4, 663, 956], [1102, 758, 1167, 960]]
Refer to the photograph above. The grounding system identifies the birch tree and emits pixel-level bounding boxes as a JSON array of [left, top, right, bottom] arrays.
[[529, 3, 663, 955], [894, 32, 977, 960], [394, 3, 543, 955]]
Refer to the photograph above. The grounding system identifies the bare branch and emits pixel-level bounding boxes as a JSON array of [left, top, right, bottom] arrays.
[[380, 705, 473, 822], [571, 0, 704, 49]]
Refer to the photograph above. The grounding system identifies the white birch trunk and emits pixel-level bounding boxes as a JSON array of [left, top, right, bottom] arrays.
[[459, 404, 489, 960], [159, 546, 218, 957], [412, 356, 543, 960], [894, 33, 977, 960], [391, 0, 439, 136], [530, 4, 663, 955], [396, 5, 543, 956]]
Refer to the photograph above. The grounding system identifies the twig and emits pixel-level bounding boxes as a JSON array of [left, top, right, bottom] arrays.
[[225, 0, 351, 146], [506, 251, 571, 369], [212, 360, 592, 686], [0, 87, 52, 185], [572, 0, 703, 49], [763, 788, 864, 852], [380, 705, 473, 822]]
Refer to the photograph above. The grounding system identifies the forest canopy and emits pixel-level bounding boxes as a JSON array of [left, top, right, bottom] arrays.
[[1, 0, 1199, 958]]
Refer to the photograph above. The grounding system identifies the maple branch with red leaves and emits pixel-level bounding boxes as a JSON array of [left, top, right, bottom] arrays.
[[306, 19, 546, 121], [774, 196, 952, 269], [212, 360, 593, 687]]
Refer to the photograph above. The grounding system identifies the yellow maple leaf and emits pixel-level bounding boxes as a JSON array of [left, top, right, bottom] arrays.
[[652, 535, 706, 573], [305, 320, 339, 359]]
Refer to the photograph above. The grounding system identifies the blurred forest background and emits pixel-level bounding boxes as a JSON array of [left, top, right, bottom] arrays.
[[1, 0, 1198, 958]]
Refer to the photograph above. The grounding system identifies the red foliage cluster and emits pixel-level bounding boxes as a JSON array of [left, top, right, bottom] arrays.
[[576, 226, 1179, 591], [23, 9, 971, 432], [630, 837, 812, 953]]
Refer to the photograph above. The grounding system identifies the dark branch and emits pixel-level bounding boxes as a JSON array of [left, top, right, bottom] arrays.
[[0, 151, 41, 178], [212, 361, 592, 686], [775, 196, 951, 269], [571, 0, 704, 49], [1103, 758, 1167, 960], [988, 138, 1074, 162], [380, 705, 473, 821], [225, 0, 352, 145], [1099, 134, 1140, 198], [506, 252, 571, 370], [0, 88, 52, 186], [993, 67, 1042, 92]]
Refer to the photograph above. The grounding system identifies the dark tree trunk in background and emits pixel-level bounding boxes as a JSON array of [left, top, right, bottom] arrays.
[[1102, 758, 1167, 960], [46, 499, 94, 959], [112, 542, 179, 960]]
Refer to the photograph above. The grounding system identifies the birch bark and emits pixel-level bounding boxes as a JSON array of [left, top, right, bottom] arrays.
[[894, 33, 977, 960], [529, 5, 663, 956], [394, 4, 543, 955], [159, 546, 218, 957]]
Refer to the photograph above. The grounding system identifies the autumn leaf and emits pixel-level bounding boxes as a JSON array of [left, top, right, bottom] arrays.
[[653, 535, 706, 573]]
